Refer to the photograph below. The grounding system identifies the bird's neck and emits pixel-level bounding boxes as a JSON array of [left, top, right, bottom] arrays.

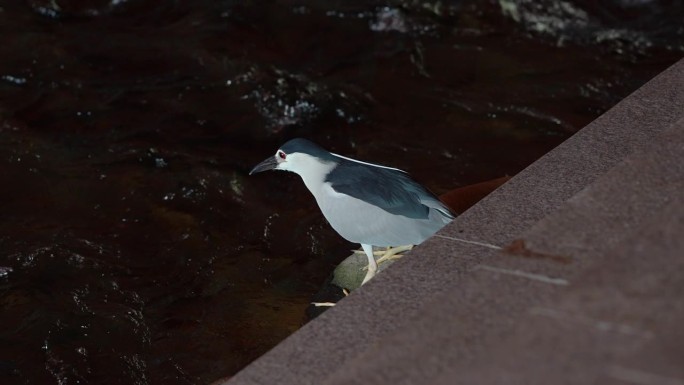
[[296, 161, 337, 196]]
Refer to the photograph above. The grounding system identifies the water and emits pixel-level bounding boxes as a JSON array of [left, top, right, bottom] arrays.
[[0, 0, 681, 383]]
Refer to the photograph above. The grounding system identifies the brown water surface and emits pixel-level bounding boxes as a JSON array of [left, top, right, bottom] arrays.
[[0, 0, 682, 384]]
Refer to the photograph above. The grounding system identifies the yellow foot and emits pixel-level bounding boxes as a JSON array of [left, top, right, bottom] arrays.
[[356, 245, 414, 270], [376, 245, 413, 264], [352, 248, 389, 257]]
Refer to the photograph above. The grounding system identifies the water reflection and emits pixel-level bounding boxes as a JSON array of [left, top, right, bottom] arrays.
[[0, 0, 681, 383]]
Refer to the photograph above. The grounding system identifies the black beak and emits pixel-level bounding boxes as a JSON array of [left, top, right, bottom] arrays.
[[249, 156, 278, 175]]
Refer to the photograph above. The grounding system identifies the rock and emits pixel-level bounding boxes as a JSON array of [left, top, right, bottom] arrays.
[[331, 249, 398, 291]]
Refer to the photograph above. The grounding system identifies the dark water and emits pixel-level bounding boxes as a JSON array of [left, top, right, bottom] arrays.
[[0, 0, 681, 383]]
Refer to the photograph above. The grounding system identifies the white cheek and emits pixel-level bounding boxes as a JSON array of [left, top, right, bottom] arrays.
[[276, 161, 291, 171]]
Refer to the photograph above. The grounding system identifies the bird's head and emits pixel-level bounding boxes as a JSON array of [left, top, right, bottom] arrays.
[[249, 138, 338, 178]]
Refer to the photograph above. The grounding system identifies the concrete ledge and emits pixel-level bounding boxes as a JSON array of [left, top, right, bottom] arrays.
[[222, 58, 684, 385]]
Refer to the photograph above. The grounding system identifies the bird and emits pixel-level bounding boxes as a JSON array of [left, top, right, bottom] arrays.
[[249, 138, 454, 285]]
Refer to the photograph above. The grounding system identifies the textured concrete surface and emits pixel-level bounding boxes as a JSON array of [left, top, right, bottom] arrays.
[[222, 58, 684, 385]]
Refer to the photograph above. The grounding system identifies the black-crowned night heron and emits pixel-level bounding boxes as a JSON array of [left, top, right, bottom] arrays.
[[250, 138, 454, 285]]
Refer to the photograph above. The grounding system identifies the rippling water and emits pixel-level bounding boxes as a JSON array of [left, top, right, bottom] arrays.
[[0, 0, 681, 383]]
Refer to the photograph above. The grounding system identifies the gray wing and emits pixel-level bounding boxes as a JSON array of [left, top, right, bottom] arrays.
[[326, 160, 454, 220]]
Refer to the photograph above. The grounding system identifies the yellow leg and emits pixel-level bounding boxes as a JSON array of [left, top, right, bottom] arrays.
[[360, 244, 377, 285]]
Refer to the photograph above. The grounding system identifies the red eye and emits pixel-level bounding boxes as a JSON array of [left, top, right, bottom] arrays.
[[278, 151, 286, 159]]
